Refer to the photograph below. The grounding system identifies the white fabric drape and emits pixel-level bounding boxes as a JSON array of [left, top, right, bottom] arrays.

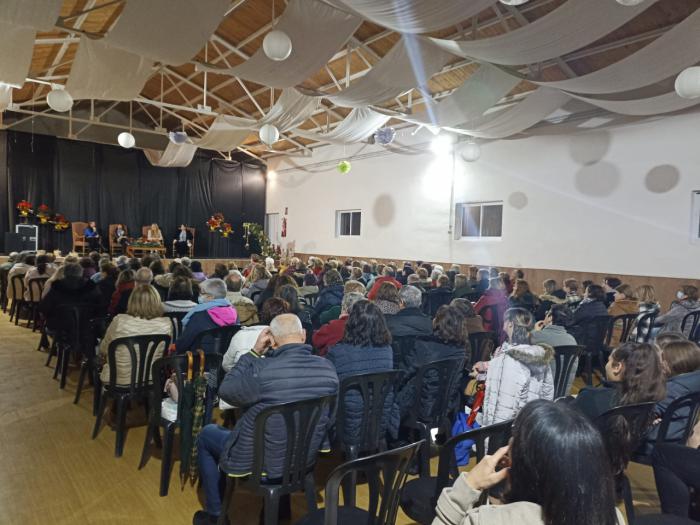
[[533, 9, 700, 95], [295, 107, 389, 144], [452, 88, 571, 139], [328, 0, 497, 34], [0, 0, 63, 31], [402, 64, 520, 127], [66, 38, 155, 101], [428, 0, 657, 66], [200, 0, 362, 88], [0, 83, 13, 111], [259, 89, 320, 131], [103, 0, 229, 65], [0, 23, 35, 87], [325, 36, 453, 108], [144, 142, 198, 168], [571, 91, 700, 116], [194, 115, 254, 151]]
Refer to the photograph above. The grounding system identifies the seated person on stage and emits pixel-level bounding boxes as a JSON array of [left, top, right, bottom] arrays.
[[84, 221, 102, 252], [175, 278, 238, 354], [114, 223, 129, 249], [192, 314, 339, 525], [172, 224, 193, 257], [146, 223, 163, 245]]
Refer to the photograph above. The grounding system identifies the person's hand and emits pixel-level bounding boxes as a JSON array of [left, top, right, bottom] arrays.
[[253, 328, 275, 355], [534, 320, 545, 331], [465, 446, 510, 491]]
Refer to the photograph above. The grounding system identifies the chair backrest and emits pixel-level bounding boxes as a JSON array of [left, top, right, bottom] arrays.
[[304, 292, 318, 307], [164, 311, 187, 340], [596, 402, 656, 476], [336, 371, 401, 455], [426, 289, 453, 317], [578, 315, 612, 353], [477, 304, 501, 334], [190, 324, 241, 355], [250, 290, 262, 304], [27, 276, 49, 302], [52, 303, 98, 349], [681, 310, 700, 341], [434, 420, 512, 502], [10, 274, 25, 299], [404, 357, 465, 429], [552, 345, 584, 398], [468, 331, 496, 368], [106, 334, 172, 393], [390, 335, 416, 371], [72, 221, 88, 243], [631, 311, 657, 343], [0, 267, 9, 291], [141, 225, 150, 238], [249, 395, 337, 489], [320, 441, 424, 525], [655, 391, 700, 446], [606, 314, 638, 346]]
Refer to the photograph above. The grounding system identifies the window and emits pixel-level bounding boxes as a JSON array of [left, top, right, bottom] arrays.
[[455, 201, 503, 239], [691, 191, 700, 243], [336, 210, 361, 237], [265, 213, 280, 244]]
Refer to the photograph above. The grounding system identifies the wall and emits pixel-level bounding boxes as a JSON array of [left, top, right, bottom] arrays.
[[267, 112, 700, 282]]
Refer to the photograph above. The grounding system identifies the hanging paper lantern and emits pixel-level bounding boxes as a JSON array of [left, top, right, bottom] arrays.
[[337, 160, 351, 174], [498, 0, 530, 4], [46, 88, 73, 112], [168, 131, 188, 144], [117, 131, 136, 149], [615, 0, 645, 5], [460, 142, 481, 163], [259, 124, 280, 146], [374, 127, 396, 146], [263, 30, 292, 61], [675, 67, 700, 99]]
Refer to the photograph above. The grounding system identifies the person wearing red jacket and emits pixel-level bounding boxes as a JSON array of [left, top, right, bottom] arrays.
[[367, 268, 402, 301], [313, 291, 365, 356], [474, 277, 509, 336]]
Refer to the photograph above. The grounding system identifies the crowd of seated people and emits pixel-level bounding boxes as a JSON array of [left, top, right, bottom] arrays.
[[5, 250, 700, 525]]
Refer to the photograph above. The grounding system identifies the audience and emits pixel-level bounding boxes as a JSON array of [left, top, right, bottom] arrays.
[[603, 276, 622, 307], [241, 264, 270, 304], [224, 271, 258, 326], [535, 278, 566, 320], [42, 264, 65, 299], [563, 277, 582, 307], [474, 277, 509, 334], [98, 285, 171, 387], [23, 254, 54, 302], [163, 276, 197, 313], [434, 400, 624, 525], [570, 284, 609, 328], [313, 292, 364, 357], [326, 300, 398, 442], [39, 262, 101, 331], [312, 269, 344, 321], [175, 279, 238, 354], [452, 273, 472, 299], [367, 266, 402, 300], [190, 261, 207, 282], [96, 262, 119, 314], [373, 281, 401, 316], [652, 443, 700, 519], [298, 272, 319, 297], [508, 279, 538, 312], [193, 315, 338, 525], [275, 284, 312, 326], [7, 252, 33, 300], [385, 285, 433, 338], [532, 304, 578, 396], [634, 284, 661, 341], [479, 308, 554, 426], [450, 298, 485, 334], [426, 275, 454, 316], [113, 267, 153, 315], [608, 284, 639, 344], [656, 285, 700, 336]]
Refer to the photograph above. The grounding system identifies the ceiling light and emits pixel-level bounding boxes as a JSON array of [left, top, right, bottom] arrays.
[[675, 67, 700, 99], [460, 142, 481, 162], [46, 87, 73, 113], [263, 30, 292, 61], [117, 131, 136, 149]]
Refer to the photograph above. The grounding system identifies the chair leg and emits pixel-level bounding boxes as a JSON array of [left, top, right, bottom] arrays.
[[218, 478, 235, 525], [53, 345, 63, 379], [263, 490, 281, 525], [138, 419, 155, 470], [74, 359, 89, 404], [59, 345, 71, 389], [304, 474, 318, 512], [36, 331, 48, 352], [159, 424, 175, 497], [92, 390, 107, 439], [418, 424, 431, 478], [46, 340, 57, 367], [115, 396, 128, 457], [342, 446, 358, 508], [621, 474, 636, 525], [584, 353, 593, 386]]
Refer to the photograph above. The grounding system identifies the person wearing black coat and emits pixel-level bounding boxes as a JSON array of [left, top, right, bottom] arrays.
[[193, 314, 339, 525], [172, 224, 193, 257], [327, 300, 399, 444], [312, 269, 344, 321], [425, 275, 454, 317], [38, 262, 102, 331], [385, 285, 433, 338], [569, 284, 609, 334], [396, 305, 471, 418]]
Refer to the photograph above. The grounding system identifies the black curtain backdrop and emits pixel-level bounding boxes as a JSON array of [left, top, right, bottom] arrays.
[[2, 131, 266, 257]]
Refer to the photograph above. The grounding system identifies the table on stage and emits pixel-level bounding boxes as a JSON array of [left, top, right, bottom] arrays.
[[126, 245, 167, 258]]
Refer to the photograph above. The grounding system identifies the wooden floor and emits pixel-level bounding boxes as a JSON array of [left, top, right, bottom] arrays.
[[0, 309, 661, 524]]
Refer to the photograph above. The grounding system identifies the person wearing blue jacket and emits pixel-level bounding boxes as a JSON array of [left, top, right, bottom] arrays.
[[312, 269, 344, 322], [193, 314, 339, 525]]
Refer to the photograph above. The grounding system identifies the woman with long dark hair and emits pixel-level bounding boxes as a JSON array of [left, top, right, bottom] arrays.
[[275, 284, 312, 326], [434, 400, 623, 525]]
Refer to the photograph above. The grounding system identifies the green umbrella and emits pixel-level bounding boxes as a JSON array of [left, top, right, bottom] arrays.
[[179, 352, 196, 487], [187, 357, 208, 485]]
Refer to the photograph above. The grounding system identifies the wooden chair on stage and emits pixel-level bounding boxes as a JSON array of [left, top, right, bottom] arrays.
[[72, 221, 88, 255], [171, 227, 196, 258], [109, 224, 128, 256]]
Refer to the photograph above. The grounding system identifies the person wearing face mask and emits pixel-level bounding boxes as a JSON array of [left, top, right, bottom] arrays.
[[175, 278, 238, 354], [654, 285, 700, 336]]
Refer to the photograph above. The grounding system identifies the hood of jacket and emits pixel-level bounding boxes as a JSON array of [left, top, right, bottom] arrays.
[[678, 299, 700, 311], [154, 273, 172, 287], [320, 284, 344, 300], [501, 342, 554, 367], [539, 293, 565, 304]]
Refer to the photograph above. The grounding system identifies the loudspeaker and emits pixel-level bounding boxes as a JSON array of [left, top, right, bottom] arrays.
[[4, 233, 23, 253]]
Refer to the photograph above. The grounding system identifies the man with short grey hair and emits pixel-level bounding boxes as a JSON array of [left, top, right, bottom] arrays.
[[312, 291, 364, 356], [224, 271, 258, 325], [385, 285, 433, 338], [193, 313, 338, 524]]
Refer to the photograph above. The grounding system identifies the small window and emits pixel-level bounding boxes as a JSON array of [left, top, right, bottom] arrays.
[[456, 201, 503, 239], [336, 210, 361, 237]]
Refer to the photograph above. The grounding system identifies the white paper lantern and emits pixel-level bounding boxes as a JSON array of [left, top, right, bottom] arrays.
[[117, 131, 136, 149], [498, 0, 530, 5], [675, 67, 700, 99], [46, 88, 73, 112], [263, 30, 292, 61], [169, 131, 188, 144], [615, 0, 645, 5], [259, 124, 280, 146], [460, 142, 481, 162]]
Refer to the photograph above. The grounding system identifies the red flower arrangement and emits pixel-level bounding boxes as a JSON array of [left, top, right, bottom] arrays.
[[16, 200, 32, 217], [206, 213, 233, 238], [52, 213, 70, 231], [221, 223, 233, 237], [37, 204, 51, 223]]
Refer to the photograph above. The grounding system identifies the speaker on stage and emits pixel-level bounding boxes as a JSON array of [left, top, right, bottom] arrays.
[[4, 233, 23, 253]]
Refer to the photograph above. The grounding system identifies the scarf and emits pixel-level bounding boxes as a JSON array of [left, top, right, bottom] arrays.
[[182, 298, 231, 327]]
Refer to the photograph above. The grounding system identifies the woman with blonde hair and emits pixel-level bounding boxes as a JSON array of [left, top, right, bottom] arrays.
[[99, 285, 171, 387], [241, 263, 271, 302], [633, 284, 661, 341], [146, 223, 163, 245]]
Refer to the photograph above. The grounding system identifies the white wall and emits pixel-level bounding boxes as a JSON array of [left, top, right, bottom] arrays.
[[266, 113, 700, 279]]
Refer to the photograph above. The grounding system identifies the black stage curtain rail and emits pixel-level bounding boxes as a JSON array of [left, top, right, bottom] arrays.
[[2, 131, 266, 257]]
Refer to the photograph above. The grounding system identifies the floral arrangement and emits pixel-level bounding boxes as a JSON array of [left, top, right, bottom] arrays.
[[221, 223, 233, 237], [243, 222, 273, 256], [206, 213, 233, 239], [16, 200, 32, 217], [15, 200, 71, 231], [37, 204, 51, 223], [52, 213, 70, 231]]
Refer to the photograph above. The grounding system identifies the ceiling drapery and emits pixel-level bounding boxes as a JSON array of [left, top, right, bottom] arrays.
[[144, 142, 199, 168], [295, 107, 389, 144], [571, 91, 700, 116]]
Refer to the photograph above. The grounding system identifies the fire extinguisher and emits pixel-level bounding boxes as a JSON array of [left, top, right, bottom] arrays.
[[281, 217, 287, 238]]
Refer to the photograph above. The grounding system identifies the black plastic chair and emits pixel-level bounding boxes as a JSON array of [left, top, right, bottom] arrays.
[[596, 402, 656, 524], [0, 267, 8, 312], [477, 304, 501, 336], [636, 515, 699, 524], [467, 331, 496, 368], [164, 311, 186, 340], [189, 324, 241, 355], [400, 357, 465, 478], [681, 310, 700, 341], [139, 352, 223, 496], [552, 345, 584, 399], [92, 334, 172, 457], [574, 315, 612, 386], [424, 289, 454, 317], [400, 420, 512, 525], [303, 293, 318, 307], [25, 276, 49, 330], [632, 311, 658, 343], [218, 395, 337, 525], [8, 274, 26, 324], [335, 371, 401, 507], [390, 335, 416, 372], [294, 441, 424, 525], [73, 316, 110, 414], [45, 304, 98, 389], [606, 313, 638, 347]]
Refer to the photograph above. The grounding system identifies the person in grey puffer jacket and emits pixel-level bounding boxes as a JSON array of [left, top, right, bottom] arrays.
[[479, 308, 554, 427], [656, 285, 700, 336]]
